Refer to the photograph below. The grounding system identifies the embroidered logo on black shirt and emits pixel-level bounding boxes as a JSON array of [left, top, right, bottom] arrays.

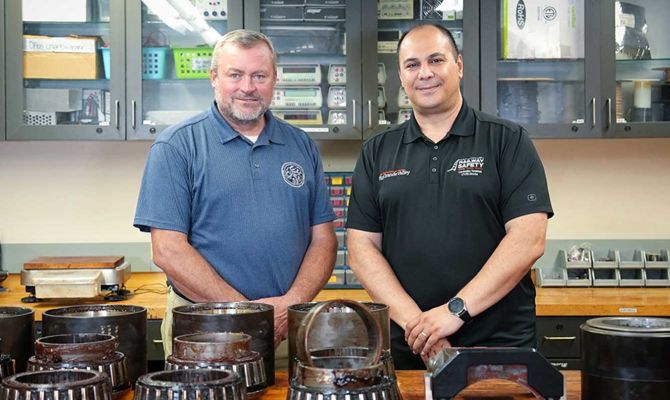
[[447, 157, 485, 176], [378, 169, 411, 181]]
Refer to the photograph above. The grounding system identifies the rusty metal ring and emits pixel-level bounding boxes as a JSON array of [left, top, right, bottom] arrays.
[[296, 300, 382, 368]]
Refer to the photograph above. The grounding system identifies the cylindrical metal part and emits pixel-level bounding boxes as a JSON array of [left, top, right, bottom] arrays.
[[0, 354, 13, 380], [0, 369, 112, 400], [133, 369, 245, 400], [42, 304, 146, 385], [168, 332, 267, 396], [28, 352, 129, 396], [28, 333, 129, 396], [34, 333, 117, 363], [173, 332, 251, 362], [173, 302, 274, 384], [288, 301, 389, 379], [581, 317, 670, 399], [0, 307, 35, 373]]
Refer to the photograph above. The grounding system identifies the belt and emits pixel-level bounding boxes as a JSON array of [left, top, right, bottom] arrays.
[[167, 282, 197, 304]]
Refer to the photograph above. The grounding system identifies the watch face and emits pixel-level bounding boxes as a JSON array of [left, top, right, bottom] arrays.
[[448, 297, 464, 313]]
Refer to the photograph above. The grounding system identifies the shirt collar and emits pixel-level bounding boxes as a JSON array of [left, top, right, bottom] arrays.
[[208, 101, 286, 146], [402, 98, 476, 143]]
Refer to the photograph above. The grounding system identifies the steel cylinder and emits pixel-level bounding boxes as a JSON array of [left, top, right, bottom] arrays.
[[167, 332, 267, 396], [134, 369, 245, 400], [288, 301, 389, 379], [581, 316, 670, 399], [41, 304, 146, 385], [173, 302, 274, 384], [0, 369, 112, 400], [0, 306, 35, 373]]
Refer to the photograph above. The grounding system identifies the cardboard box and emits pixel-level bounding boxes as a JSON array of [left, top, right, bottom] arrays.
[[23, 35, 100, 80], [25, 88, 82, 112], [502, 0, 583, 59], [22, 0, 90, 22]]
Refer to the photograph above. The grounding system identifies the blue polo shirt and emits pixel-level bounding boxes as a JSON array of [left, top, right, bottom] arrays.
[[134, 102, 335, 299]]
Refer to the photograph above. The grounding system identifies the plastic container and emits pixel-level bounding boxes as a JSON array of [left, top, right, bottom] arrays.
[[100, 47, 111, 79], [173, 47, 213, 79], [142, 47, 169, 79]]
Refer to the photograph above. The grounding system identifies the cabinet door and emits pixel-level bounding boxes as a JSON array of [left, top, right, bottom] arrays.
[[6, 0, 125, 140], [126, 1, 243, 140], [480, 0, 598, 138], [244, 0, 362, 140], [1, 0, 5, 140], [362, 0, 480, 139], [602, 0, 670, 137]]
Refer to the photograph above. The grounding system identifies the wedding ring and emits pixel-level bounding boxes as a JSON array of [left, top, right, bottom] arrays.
[[420, 331, 428, 339]]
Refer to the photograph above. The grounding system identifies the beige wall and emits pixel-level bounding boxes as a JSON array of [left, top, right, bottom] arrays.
[[1, 138, 669, 244]]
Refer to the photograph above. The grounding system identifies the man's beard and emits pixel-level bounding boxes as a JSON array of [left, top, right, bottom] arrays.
[[219, 96, 269, 125]]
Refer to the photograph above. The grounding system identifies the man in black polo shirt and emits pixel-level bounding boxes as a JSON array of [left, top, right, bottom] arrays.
[[345, 23, 553, 369]]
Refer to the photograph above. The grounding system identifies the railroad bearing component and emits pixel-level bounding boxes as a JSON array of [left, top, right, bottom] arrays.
[[0, 369, 112, 400], [134, 369, 245, 400]]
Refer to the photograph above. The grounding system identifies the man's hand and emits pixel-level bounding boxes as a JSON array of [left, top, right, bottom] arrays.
[[254, 296, 289, 349], [405, 304, 463, 356], [420, 337, 452, 365]]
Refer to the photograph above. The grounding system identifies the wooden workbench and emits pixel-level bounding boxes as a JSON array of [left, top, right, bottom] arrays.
[[1, 272, 669, 320], [118, 370, 581, 400]]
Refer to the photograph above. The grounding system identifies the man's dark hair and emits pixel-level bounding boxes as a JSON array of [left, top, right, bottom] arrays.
[[397, 23, 460, 60]]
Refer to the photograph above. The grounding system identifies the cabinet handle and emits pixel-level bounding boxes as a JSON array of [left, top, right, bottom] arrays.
[[115, 100, 120, 129], [131, 100, 137, 130], [368, 100, 373, 128], [606, 97, 612, 130], [591, 97, 596, 129], [543, 336, 577, 341], [352, 99, 357, 130], [152, 339, 163, 344]]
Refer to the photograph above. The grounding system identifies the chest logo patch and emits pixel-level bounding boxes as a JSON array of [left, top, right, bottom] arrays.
[[379, 169, 411, 181], [447, 157, 485, 176], [281, 162, 305, 188]]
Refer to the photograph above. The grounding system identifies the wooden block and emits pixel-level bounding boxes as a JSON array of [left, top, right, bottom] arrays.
[[24, 256, 125, 270]]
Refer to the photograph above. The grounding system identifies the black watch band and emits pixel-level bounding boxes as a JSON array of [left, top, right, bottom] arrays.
[[447, 296, 472, 323]]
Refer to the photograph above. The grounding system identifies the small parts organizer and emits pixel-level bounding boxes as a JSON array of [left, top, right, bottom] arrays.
[[536, 248, 670, 287]]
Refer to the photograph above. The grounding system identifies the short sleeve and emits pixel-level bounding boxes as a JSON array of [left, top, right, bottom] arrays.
[[345, 144, 383, 232], [133, 142, 192, 233], [307, 139, 336, 226], [499, 129, 553, 223]]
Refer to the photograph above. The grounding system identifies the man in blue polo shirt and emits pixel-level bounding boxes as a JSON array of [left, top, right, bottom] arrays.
[[133, 30, 337, 361], [346, 23, 553, 369]]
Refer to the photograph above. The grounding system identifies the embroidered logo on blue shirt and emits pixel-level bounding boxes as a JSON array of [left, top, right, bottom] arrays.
[[282, 162, 305, 188]]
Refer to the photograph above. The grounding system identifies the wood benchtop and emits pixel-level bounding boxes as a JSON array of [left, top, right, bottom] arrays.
[[271, 370, 583, 399], [117, 370, 582, 400], [1, 272, 669, 320]]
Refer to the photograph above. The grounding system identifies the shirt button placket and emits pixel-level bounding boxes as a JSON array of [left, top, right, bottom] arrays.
[[430, 145, 439, 184], [251, 156, 261, 179]]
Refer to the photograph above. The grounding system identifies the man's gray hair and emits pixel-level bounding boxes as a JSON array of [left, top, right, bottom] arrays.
[[210, 29, 277, 72]]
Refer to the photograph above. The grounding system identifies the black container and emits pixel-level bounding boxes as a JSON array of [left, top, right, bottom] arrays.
[[581, 316, 670, 399], [42, 304, 146, 385], [0, 306, 35, 373], [173, 302, 274, 385]]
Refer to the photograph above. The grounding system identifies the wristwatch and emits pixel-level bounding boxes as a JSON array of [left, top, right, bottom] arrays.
[[447, 296, 472, 323]]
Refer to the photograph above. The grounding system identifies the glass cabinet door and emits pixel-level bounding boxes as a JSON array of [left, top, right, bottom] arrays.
[[1, 0, 5, 140], [126, 1, 243, 140], [362, 0, 479, 138], [606, 0, 670, 137], [6, 0, 125, 140], [480, 0, 597, 138], [244, 0, 361, 140]]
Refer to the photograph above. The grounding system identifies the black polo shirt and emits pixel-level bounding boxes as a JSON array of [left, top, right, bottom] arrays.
[[346, 100, 553, 369]]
